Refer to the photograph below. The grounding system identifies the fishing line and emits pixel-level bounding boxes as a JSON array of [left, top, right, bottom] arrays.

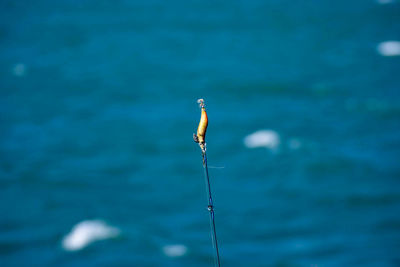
[[207, 166, 225, 169]]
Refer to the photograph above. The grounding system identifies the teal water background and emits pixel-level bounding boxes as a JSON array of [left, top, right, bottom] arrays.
[[1, 0, 400, 266]]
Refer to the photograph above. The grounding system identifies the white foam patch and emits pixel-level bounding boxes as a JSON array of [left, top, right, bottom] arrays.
[[62, 220, 120, 251], [244, 130, 280, 149], [377, 41, 400, 56], [162, 244, 188, 257], [12, 63, 26, 76]]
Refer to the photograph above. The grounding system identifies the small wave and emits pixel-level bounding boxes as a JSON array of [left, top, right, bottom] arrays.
[[376, 0, 394, 4], [12, 63, 26, 77], [244, 130, 280, 149], [377, 41, 400, 56], [288, 138, 302, 150], [62, 220, 120, 251], [162, 244, 188, 257]]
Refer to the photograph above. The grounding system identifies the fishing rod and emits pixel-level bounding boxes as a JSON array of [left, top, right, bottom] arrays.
[[193, 99, 221, 267]]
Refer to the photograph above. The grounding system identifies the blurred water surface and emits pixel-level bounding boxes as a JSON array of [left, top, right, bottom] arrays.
[[1, 0, 400, 266]]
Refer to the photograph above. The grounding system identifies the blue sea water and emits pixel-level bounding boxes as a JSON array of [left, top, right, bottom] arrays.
[[1, 0, 400, 266]]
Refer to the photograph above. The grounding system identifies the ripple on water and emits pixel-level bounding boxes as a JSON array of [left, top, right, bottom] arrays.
[[162, 244, 188, 257]]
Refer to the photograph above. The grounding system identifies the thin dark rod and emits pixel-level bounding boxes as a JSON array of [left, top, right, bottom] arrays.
[[202, 150, 221, 267]]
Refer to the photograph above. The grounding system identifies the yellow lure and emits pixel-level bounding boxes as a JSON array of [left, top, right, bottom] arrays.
[[194, 99, 208, 152]]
